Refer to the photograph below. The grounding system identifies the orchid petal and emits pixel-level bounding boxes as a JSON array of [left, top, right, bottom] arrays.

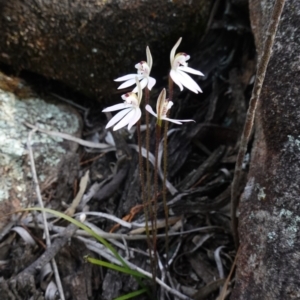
[[134, 62, 143, 70], [117, 78, 138, 89], [140, 77, 148, 89], [161, 117, 183, 125], [163, 117, 195, 124], [132, 86, 138, 93], [102, 103, 132, 112], [146, 46, 153, 71], [106, 108, 132, 129], [167, 101, 174, 110], [128, 108, 141, 130], [170, 37, 182, 66], [114, 74, 139, 82], [113, 109, 136, 131], [178, 66, 204, 76], [156, 88, 166, 118], [177, 70, 202, 93], [145, 104, 158, 118], [170, 69, 184, 91], [132, 78, 147, 93], [173, 53, 190, 68], [147, 77, 156, 90], [136, 77, 142, 104]]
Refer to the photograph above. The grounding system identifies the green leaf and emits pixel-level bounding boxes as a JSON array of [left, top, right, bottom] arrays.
[[22, 207, 146, 284], [113, 288, 148, 300], [24, 207, 128, 265], [86, 257, 146, 278]]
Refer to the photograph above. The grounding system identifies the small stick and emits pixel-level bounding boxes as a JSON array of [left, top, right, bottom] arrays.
[[27, 129, 66, 300], [24, 122, 114, 150], [12, 224, 78, 285], [231, 0, 286, 247], [64, 170, 89, 217], [27, 129, 51, 247], [218, 246, 240, 300], [28, 223, 224, 240]]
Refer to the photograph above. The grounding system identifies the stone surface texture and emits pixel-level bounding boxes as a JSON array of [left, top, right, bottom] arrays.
[[0, 73, 82, 229], [0, 0, 210, 99], [232, 0, 300, 299]]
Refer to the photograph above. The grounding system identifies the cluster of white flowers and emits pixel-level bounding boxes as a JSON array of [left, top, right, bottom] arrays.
[[102, 38, 203, 131]]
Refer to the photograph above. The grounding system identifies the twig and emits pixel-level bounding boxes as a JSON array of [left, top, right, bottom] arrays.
[[24, 122, 115, 151], [27, 129, 65, 300], [11, 223, 78, 297], [65, 170, 89, 217], [28, 223, 224, 240], [50, 260, 64, 300], [27, 129, 51, 246], [157, 253, 166, 300], [74, 212, 135, 229], [214, 246, 225, 280], [82, 221, 130, 251], [231, 0, 286, 247], [128, 216, 182, 234], [218, 246, 240, 300]]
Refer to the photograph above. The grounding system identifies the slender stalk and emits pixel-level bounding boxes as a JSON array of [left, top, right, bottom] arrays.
[[153, 123, 162, 286], [144, 87, 153, 235], [162, 120, 169, 265], [162, 77, 174, 266], [137, 120, 155, 277], [230, 0, 286, 247], [143, 88, 158, 285], [145, 88, 151, 188], [168, 76, 174, 102]]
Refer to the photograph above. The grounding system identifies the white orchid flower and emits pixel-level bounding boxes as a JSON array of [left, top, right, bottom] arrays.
[[170, 37, 204, 94], [103, 78, 142, 131], [145, 88, 195, 126], [114, 46, 156, 92]]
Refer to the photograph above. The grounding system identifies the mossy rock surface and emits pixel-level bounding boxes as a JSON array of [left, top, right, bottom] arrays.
[[0, 0, 210, 99]]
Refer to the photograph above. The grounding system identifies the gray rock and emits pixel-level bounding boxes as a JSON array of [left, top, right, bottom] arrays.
[[0, 0, 210, 99], [0, 74, 82, 229]]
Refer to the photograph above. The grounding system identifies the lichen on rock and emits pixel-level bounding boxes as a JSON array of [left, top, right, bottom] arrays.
[[0, 83, 82, 229]]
